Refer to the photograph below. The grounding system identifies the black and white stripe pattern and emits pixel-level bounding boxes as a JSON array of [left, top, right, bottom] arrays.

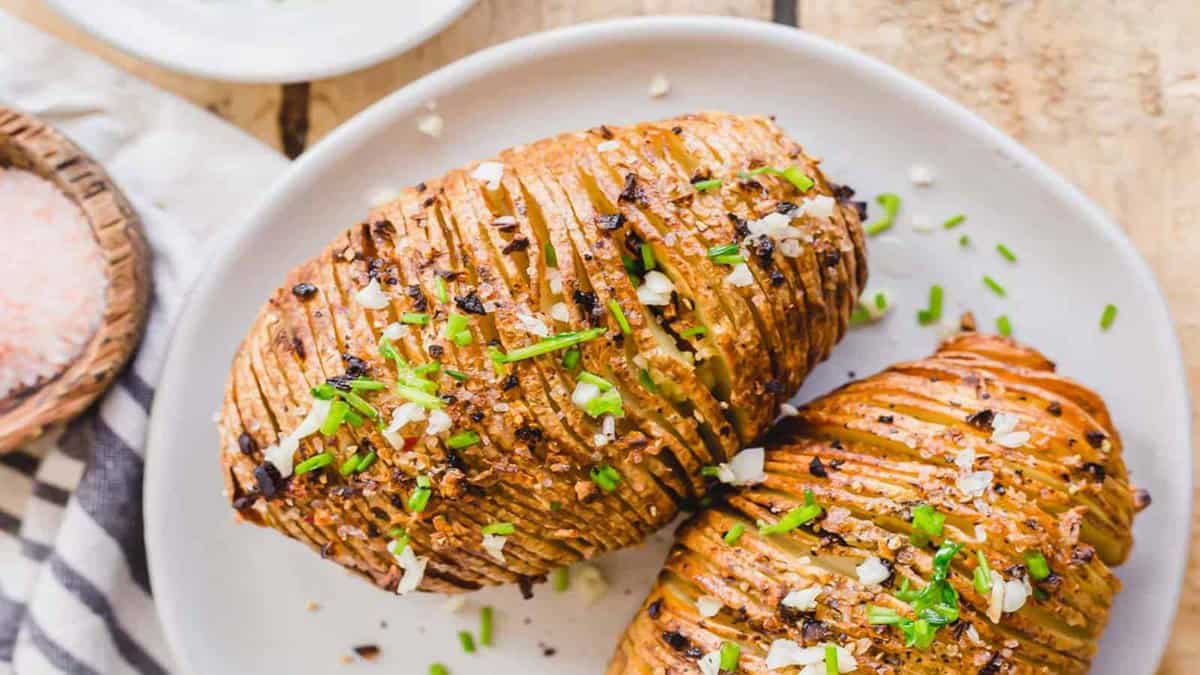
[[1, 13, 288, 673]]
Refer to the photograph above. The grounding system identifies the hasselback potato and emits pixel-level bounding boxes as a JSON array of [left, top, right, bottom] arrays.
[[218, 112, 867, 593], [607, 331, 1145, 674]]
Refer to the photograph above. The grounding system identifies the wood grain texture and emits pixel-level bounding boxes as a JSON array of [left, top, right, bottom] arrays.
[[2, 0, 1196, 669]]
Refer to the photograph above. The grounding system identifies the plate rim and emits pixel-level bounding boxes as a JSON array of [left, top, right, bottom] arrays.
[[144, 14, 1193, 673], [41, 0, 477, 83]]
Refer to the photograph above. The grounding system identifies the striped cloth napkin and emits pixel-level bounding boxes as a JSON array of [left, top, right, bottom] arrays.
[[0, 12, 287, 674]]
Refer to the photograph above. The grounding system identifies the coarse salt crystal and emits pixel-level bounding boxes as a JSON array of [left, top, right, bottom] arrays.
[[856, 556, 890, 586], [597, 140, 620, 152], [354, 279, 389, 310], [482, 534, 508, 562], [648, 74, 671, 98], [957, 470, 994, 499], [713, 447, 766, 486], [781, 586, 821, 611], [909, 165, 934, 186], [417, 113, 444, 138], [725, 263, 754, 288], [381, 322, 407, 340], [695, 595, 722, 617], [550, 302, 570, 323], [471, 161, 504, 190], [516, 312, 550, 337]]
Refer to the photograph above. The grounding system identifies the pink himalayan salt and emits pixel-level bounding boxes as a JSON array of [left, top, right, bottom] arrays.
[[0, 168, 107, 399]]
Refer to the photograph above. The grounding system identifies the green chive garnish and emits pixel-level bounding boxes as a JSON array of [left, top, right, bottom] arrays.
[[1100, 304, 1118, 331], [590, 464, 622, 493], [881, 541, 963, 649], [481, 522, 514, 536], [413, 361, 441, 376], [958, 234, 970, 247], [344, 409, 364, 427], [310, 383, 336, 400], [340, 390, 379, 420], [340, 454, 360, 476], [480, 606, 495, 647], [583, 387, 624, 418], [1025, 550, 1051, 581], [562, 346, 581, 370], [640, 243, 656, 271], [621, 254, 639, 276], [758, 489, 822, 535], [680, 325, 707, 338], [723, 522, 745, 545], [493, 328, 606, 363], [867, 605, 901, 625], [395, 384, 444, 409], [738, 165, 814, 193], [710, 253, 746, 266], [707, 243, 740, 259], [447, 430, 481, 449], [638, 369, 658, 393], [348, 378, 386, 391], [294, 452, 333, 475], [973, 550, 993, 595], [355, 451, 377, 473], [996, 314, 1013, 337], [692, 178, 722, 192], [982, 275, 1006, 297], [607, 300, 632, 335], [719, 641, 740, 671], [916, 285, 944, 326], [457, 631, 476, 654], [909, 504, 945, 547], [378, 336, 401, 363], [942, 214, 966, 229], [430, 664, 449, 675], [435, 276, 449, 303], [320, 400, 350, 436], [578, 371, 613, 390], [996, 243, 1017, 262], [865, 193, 900, 236], [700, 465, 720, 477], [824, 644, 838, 675], [544, 242, 558, 268], [408, 476, 432, 512], [402, 312, 430, 325], [551, 567, 569, 592], [445, 368, 469, 382]]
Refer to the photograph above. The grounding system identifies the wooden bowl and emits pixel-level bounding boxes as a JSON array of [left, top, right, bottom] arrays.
[[0, 107, 151, 453]]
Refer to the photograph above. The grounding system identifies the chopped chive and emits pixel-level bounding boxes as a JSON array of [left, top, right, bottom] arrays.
[[401, 312, 430, 325], [430, 664, 449, 675], [692, 178, 722, 192], [457, 631, 476, 654], [710, 253, 746, 266], [707, 243, 740, 259], [723, 522, 745, 545], [344, 409, 364, 427], [447, 430, 481, 449], [874, 291, 888, 310], [387, 532, 409, 558], [583, 387, 624, 418], [942, 214, 966, 229], [340, 454, 361, 476], [348, 378, 386, 391], [850, 304, 871, 325], [867, 605, 901, 624], [700, 465, 721, 477], [621, 254, 640, 276], [982, 275, 1006, 297], [445, 368, 469, 382], [973, 550, 992, 595], [378, 336, 401, 363], [397, 371, 438, 395], [1100, 304, 1118, 331], [294, 452, 333, 475], [1025, 550, 1051, 581], [339, 390, 379, 420], [680, 325, 707, 339], [544, 242, 558, 268], [479, 606, 495, 647], [865, 193, 901, 236], [453, 330, 472, 346], [578, 371, 613, 390], [590, 464, 622, 493], [493, 327, 606, 363], [824, 645, 838, 675], [481, 522, 514, 536], [444, 313, 469, 339], [435, 276, 449, 303], [388, 526, 406, 539], [395, 384, 445, 409], [355, 451, 377, 473], [738, 165, 814, 193], [608, 299, 633, 335], [562, 346, 581, 370], [638, 369, 658, 393], [487, 346, 508, 377], [758, 489, 822, 535], [916, 285, 944, 326], [320, 400, 350, 436], [996, 243, 1017, 262], [958, 234, 970, 247], [408, 478, 432, 512], [909, 504, 945, 547], [996, 314, 1013, 337], [640, 243, 656, 271], [413, 361, 441, 376], [551, 567, 569, 592], [719, 641, 740, 671], [310, 383, 336, 400]]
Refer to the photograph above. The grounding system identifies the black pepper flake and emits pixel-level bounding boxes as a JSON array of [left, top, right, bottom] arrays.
[[775, 201, 799, 215], [515, 425, 542, 445], [595, 213, 625, 231], [727, 213, 750, 239], [831, 183, 855, 202], [470, 410, 486, 423], [439, 394, 457, 405], [517, 576, 537, 599], [422, 196, 436, 208], [445, 449, 467, 472], [751, 236, 775, 269], [238, 432, 258, 456], [502, 374, 519, 391], [769, 269, 786, 287], [427, 344, 445, 359], [670, 126, 682, 134], [502, 237, 530, 254], [978, 654, 1004, 675], [685, 647, 703, 659], [326, 375, 354, 391], [232, 492, 259, 510], [619, 174, 645, 204], [291, 336, 306, 360], [1070, 545, 1095, 564], [1046, 401, 1063, 416], [661, 631, 689, 652], [342, 354, 369, 377], [965, 409, 995, 429], [878, 414, 894, 424], [1080, 462, 1106, 482], [830, 440, 844, 450], [254, 462, 284, 498], [352, 645, 381, 661], [822, 248, 842, 268], [415, 182, 427, 192], [320, 542, 334, 559], [572, 290, 598, 313], [598, 124, 614, 140], [646, 599, 662, 619], [455, 292, 487, 315], [1134, 488, 1152, 511], [809, 457, 827, 477], [801, 617, 832, 642], [291, 282, 318, 299], [407, 284, 428, 311], [764, 379, 786, 395], [541, 646, 557, 657], [389, 493, 405, 510], [1085, 430, 1107, 449]]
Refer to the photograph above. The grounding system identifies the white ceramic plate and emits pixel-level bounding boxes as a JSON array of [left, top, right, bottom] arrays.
[[43, 0, 475, 82], [145, 16, 1191, 674]]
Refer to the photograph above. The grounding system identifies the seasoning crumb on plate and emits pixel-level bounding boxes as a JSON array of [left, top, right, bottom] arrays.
[[647, 74, 670, 98], [352, 645, 381, 661], [417, 113, 445, 138], [908, 164, 933, 186]]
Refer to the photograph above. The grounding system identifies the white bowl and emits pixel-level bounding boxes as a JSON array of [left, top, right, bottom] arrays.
[[43, 0, 476, 82], [145, 16, 1190, 674]]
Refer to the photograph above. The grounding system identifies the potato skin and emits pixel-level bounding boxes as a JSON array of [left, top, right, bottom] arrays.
[[218, 113, 866, 593], [607, 332, 1140, 675]]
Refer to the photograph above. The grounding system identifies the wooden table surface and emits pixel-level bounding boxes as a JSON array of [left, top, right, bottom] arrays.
[[4, 0, 1197, 670]]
